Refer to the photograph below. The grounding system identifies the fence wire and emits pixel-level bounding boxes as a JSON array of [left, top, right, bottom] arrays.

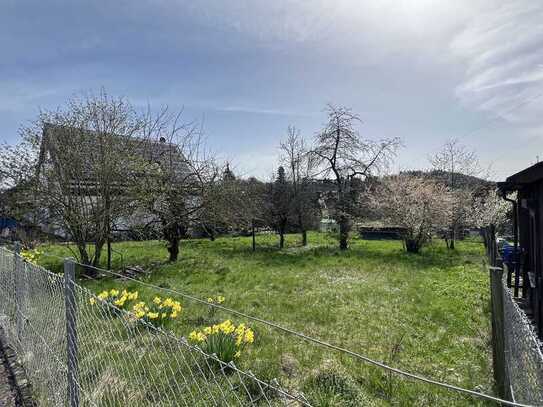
[[485, 226, 543, 406], [502, 277, 543, 405], [0, 247, 310, 406]]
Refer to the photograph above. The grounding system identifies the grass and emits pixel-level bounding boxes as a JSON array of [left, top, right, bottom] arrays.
[[37, 232, 494, 406]]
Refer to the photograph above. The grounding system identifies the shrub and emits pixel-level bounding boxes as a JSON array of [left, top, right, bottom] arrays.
[[188, 320, 254, 365]]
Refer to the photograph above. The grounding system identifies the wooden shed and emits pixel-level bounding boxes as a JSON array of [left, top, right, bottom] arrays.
[[498, 161, 543, 338]]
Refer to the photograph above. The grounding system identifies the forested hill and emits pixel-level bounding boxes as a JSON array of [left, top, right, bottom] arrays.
[[400, 170, 495, 190]]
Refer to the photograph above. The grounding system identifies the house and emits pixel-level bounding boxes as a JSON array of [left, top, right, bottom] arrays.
[[36, 123, 190, 238], [498, 161, 543, 337]]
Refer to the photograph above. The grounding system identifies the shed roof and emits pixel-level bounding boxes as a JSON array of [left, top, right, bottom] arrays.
[[498, 161, 543, 192]]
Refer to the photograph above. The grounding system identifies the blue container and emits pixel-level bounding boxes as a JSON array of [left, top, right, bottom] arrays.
[[502, 243, 517, 264], [0, 218, 16, 230]]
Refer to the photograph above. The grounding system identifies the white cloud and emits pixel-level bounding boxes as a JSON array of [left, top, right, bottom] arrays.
[[216, 106, 303, 116], [452, 0, 543, 124]]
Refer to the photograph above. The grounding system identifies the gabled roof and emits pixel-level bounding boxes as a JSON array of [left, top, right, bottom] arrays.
[[38, 123, 189, 179]]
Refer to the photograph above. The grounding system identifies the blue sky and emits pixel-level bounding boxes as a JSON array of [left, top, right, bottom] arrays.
[[1, 0, 542, 180]]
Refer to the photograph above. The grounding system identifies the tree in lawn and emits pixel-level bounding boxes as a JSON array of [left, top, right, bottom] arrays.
[[134, 109, 215, 262], [280, 126, 319, 246], [312, 105, 401, 250], [238, 177, 268, 251], [198, 165, 267, 250], [470, 188, 510, 234], [367, 175, 450, 253], [270, 166, 292, 248], [6, 91, 146, 272], [429, 138, 483, 249], [0, 138, 42, 245], [197, 162, 239, 241]]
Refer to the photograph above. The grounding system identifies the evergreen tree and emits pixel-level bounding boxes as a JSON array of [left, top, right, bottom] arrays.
[[271, 166, 291, 248]]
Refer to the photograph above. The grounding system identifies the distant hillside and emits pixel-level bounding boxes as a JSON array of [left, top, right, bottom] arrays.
[[399, 170, 495, 191]]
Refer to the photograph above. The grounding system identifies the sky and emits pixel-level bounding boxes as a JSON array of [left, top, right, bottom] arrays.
[[1, 0, 542, 180]]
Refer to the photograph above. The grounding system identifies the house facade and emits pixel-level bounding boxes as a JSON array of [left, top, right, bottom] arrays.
[[36, 123, 190, 240]]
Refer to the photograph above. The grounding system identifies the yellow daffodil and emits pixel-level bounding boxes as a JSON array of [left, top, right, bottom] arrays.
[[244, 329, 254, 344]]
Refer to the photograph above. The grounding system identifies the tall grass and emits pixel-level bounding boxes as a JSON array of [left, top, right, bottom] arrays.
[[37, 233, 493, 405]]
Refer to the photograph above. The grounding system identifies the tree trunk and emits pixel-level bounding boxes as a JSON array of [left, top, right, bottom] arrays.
[[405, 239, 420, 253], [252, 220, 256, 252], [167, 237, 180, 262], [163, 220, 183, 262], [449, 227, 455, 250], [92, 242, 104, 268], [76, 242, 96, 277], [339, 215, 350, 250], [279, 230, 285, 249], [302, 230, 307, 246], [107, 238, 112, 270]]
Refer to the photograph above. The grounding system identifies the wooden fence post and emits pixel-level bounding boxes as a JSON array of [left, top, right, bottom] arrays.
[[489, 265, 511, 400]]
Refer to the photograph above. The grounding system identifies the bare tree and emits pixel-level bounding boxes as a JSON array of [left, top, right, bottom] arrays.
[[8, 91, 146, 272], [366, 175, 450, 252], [429, 138, 482, 249], [193, 162, 268, 251], [0, 138, 42, 246], [196, 163, 234, 241], [280, 126, 319, 246], [132, 108, 216, 262], [312, 104, 401, 250]]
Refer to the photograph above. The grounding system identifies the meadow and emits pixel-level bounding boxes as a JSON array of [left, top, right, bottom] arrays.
[[37, 232, 494, 406]]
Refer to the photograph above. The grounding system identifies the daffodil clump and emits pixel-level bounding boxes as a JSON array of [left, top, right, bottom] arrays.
[[132, 296, 182, 327], [20, 249, 42, 265], [89, 289, 139, 313], [189, 320, 254, 365]]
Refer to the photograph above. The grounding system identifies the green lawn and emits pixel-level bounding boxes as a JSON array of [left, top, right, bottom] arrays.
[[37, 233, 494, 406]]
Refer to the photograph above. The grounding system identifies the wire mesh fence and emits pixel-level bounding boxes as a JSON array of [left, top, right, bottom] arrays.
[[503, 281, 543, 405], [1, 243, 534, 406], [485, 226, 543, 406], [0, 246, 310, 406]]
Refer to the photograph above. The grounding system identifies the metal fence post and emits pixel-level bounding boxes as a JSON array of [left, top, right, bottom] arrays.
[[13, 242, 23, 341], [64, 258, 80, 407]]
